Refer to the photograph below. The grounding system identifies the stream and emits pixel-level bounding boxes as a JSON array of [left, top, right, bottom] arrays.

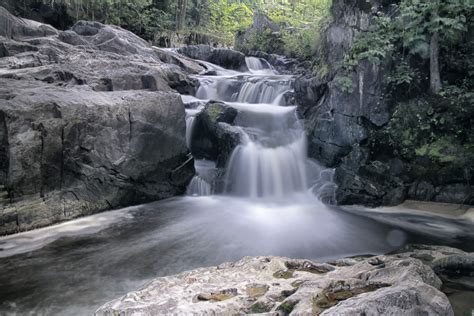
[[0, 57, 472, 315]]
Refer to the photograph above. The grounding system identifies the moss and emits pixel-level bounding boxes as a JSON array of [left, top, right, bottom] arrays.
[[248, 302, 273, 313], [277, 300, 298, 314], [312, 282, 390, 314], [273, 270, 294, 279], [415, 138, 458, 163], [205, 104, 224, 123], [291, 280, 304, 288]]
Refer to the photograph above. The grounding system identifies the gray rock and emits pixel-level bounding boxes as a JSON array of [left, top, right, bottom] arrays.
[[190, 101, 240, 166], [178, 44, 248, 71], [96, 245, 460, 315], [0, 7, 197, 234], [0, 6, 58, 39], [0, 79, 194, 235]]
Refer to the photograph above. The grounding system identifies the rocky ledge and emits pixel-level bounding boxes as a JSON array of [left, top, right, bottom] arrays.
[[96, 245, 473, 315]]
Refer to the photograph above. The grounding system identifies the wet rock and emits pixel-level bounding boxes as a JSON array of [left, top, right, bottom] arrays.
[[97, 245, 459, 315], [190, 101, 240, 166]]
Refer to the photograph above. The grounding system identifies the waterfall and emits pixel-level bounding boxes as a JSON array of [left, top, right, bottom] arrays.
[[245, 57, 275, 75], [185, 115, 195, 149], [187, 55, 335, 200], [225, 134, 309, 198], [236, 80, 291, 104], [187, 176, 211, 196]]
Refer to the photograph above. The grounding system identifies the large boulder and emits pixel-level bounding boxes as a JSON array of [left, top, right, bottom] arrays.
[[0, 7, 198, 234], [0, 79, 194, 235], [96, 245, 460, 315], [0, 6, 58, 39]]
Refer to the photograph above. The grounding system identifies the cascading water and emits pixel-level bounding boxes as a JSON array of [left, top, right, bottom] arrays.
[[185, 55, 334, 199]]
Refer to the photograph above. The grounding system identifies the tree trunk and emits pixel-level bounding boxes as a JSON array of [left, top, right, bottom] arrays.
[[176, 0, 187, 31], [430, 31, 442, 94]]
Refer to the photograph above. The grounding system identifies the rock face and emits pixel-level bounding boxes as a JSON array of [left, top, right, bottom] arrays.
[[295, 0, 473, 206], [96, 244, 466, 315], [0, 7, 198, 234]]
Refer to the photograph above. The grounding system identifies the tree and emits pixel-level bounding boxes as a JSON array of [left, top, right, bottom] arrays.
[[176, 0, 187, 31], [400, 0, 470, 94]]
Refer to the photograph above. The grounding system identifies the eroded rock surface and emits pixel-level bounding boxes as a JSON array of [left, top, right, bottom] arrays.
[[96, 245, 465, 315]]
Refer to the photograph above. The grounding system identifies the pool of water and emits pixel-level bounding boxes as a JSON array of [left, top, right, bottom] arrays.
[[0, 195, 472, 315]]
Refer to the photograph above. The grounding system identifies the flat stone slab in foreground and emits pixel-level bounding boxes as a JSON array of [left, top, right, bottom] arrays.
[[96, 245, 473, 315]]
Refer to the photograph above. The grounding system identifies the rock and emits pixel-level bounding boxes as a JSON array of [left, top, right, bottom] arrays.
[[235, 12, 284, 55], [334, 148, 406, 206], [153, 47, 205, 75], [0, 79, 194, 235], [96, 245, 460, 315], [178, 44, 248, 71], [0, 6, 58, 39], [190, 101, 240, 166], [0, 7, 197, 234]]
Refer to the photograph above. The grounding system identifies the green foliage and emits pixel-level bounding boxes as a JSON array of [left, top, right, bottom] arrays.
[[339, 0, 473, 95], [344, 14, 397, 68], [207, 0, 253, 44], [237, 28, 285, 54], [379, 92, 474, 164], [385, 60, 420, 94], [253, 0, 331, 27], [336, 75, 354, 94]]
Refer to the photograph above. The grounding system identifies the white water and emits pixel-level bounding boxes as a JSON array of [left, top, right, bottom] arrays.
[[187, 57, 330, 199], [186, 176, 211, 196]]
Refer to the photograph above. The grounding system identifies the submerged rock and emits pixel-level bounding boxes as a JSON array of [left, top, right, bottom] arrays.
[[96, 245, 462, 315]]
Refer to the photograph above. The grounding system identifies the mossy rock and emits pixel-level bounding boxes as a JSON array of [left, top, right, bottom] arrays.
[[248, 301, 273, 313], [277, 300, 298, 314], [273, 270, 294, 279]]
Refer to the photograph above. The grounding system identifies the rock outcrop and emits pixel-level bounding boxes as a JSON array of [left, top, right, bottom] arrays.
[[96, 244, 469, 315], [294, 0, 473, 207], [0, 7, 199, 234]]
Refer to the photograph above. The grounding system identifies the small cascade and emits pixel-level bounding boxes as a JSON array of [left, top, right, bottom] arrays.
[[235, 80, 291, 105], [185, 115, 195, 149], [245, 57, 275, 75], [186, 160, 216, 197], [225, 134, 309, 198], [187, 176, 211, 196]]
